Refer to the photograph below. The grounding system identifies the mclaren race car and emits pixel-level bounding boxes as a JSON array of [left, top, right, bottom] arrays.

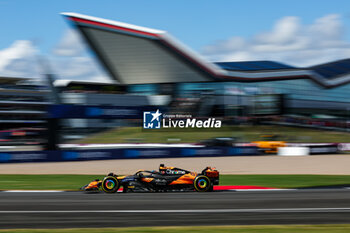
[[82, 164, 219, 193]]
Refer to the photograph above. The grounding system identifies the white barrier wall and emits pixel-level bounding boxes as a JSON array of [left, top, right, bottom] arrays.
[[278, 147, 310, 156]]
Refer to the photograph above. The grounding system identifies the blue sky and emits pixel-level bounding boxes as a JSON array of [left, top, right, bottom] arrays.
[[0, 0, 350, 80]]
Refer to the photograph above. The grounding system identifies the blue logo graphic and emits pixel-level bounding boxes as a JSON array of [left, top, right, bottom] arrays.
[[62, 151, 79, 160], [229, 147, 241, 155], [143, 109, 162, 129], [124, 150, 140, 158], [86, 107, 103, 117], [181, 149, 196, 156], [0, 153, 11, 162]]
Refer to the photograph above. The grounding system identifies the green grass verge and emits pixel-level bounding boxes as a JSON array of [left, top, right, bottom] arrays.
[[1, 225, 350, 233], [74, 125, 350, 144], [219, 175, 350, 188], [0, 175, 105, 191], [0, 174, 349, 190]]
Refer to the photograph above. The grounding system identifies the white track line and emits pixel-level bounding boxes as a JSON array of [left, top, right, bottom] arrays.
[[1, 208, 350, 214]]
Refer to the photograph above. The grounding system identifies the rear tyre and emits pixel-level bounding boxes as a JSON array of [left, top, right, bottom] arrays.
[[102, 176, 120, 193], [194, 175, 211, 192]]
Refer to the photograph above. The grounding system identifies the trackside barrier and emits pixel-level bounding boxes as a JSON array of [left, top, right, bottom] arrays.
[[287, 143, 339, 154], [278, 147, 310, 156], [338, 143, 350, 152], [309, 145, 338, 154], [0, 146, 259, 163]]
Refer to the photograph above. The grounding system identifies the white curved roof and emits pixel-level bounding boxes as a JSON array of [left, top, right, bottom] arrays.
[[62, 12, 350, 88]]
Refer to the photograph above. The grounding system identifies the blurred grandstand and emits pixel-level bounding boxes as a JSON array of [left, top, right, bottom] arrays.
[[54, 79, 156, 140], [0, 77, 48, 146]]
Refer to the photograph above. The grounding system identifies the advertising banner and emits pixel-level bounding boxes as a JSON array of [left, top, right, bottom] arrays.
[[0, 146, 259, 163]]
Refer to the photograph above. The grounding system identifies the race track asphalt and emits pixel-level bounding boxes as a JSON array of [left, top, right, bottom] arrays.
[[1, 189, 350, 228]]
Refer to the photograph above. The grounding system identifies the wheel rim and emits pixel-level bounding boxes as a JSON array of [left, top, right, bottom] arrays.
[[197, 179, 207, 189], [105, 179, 115, 190]]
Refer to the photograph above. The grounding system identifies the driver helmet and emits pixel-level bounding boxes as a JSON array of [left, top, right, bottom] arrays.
[[107, 172, 116, 177]]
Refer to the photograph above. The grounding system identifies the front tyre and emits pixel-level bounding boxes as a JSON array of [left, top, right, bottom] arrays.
[[194, 175, 212, 192], [102, 176, 120, 193]]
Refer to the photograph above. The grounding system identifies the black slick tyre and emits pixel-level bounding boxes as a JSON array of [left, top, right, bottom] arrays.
[[194, 175, 211, 192], [102, 176, 120, 193]]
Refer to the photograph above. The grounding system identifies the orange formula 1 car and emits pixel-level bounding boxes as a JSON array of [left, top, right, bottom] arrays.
[[252, 134, 286, 154], [82, 164, 219, 193]]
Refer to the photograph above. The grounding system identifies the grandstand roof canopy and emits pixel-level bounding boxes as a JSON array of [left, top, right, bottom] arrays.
[[215, 61, 295, 72], [0, 77, 28, 85], [53, 79, 118, 87], [62, 12, 350, 88], [309, 58, 350, 80]]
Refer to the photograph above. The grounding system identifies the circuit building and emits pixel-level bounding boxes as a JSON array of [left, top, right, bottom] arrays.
[[62, 12, 350, 117]]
